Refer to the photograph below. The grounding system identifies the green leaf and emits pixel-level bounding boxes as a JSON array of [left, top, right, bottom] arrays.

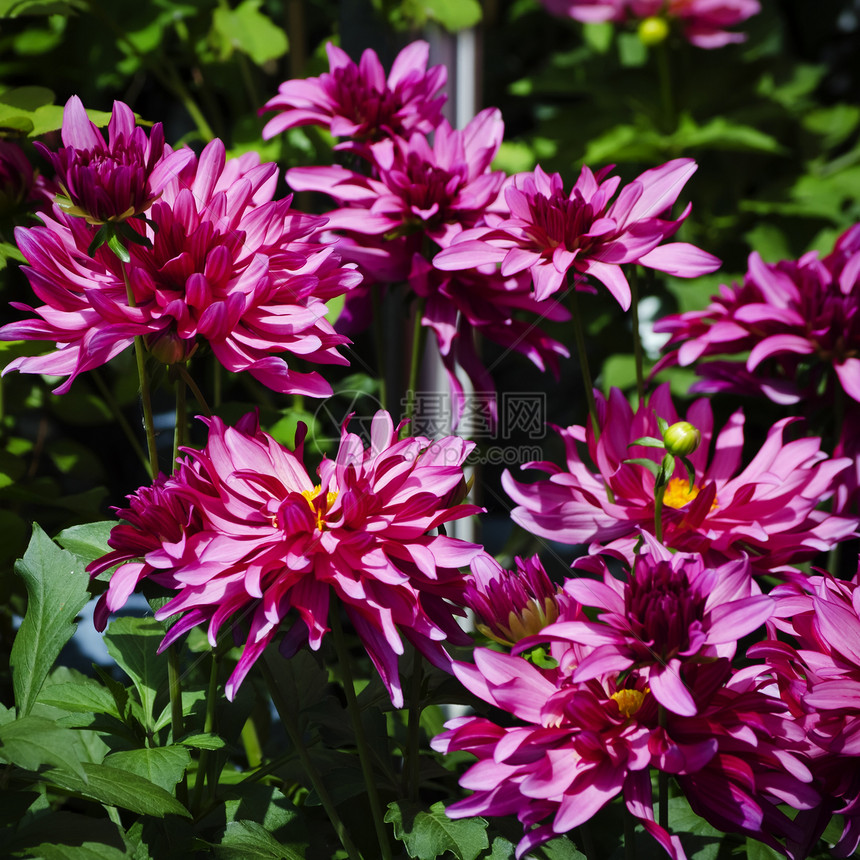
[[104, 616, 169, 732], [213, 820, 304, 859], [10, 524, 91, 716], [0, 715, 88, 780], [211, 0, 288, 66], [31, 842, 131, 860], [104, 746, 190, 793], [46, 761, 191, 818], [622, 458, 661, 478], [386, 800, 489, 860], [540, 837, 587, 859], [179, 732, 226, 750], [744, 838, 784, 860], [628, 437, 664, 449], [55, 521, 115, 565], [37, 678, 121, 718], [418, 0, 482, 31]]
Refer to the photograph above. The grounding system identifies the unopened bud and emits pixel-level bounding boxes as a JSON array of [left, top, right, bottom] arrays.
[[662, 421, 701, 457], [638, 16, 670, 46]]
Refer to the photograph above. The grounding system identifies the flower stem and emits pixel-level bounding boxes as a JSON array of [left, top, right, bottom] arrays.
[[624, 804, 637, 860], [190, 652, 219, 814], [654, 488, 665, 545], [120, 263, 158, 479], [403, 297, 427, 430], [403, 648, 423, 802], [569, 289, 600, 439], [167, 646, 188, 806], [173, 374, 187, 467], [330, 607, 393, 860], [261, 656, 363, 860], [655, 40, 675, 133], [177, 363, 213, 418], [91, 369, 150, 476], [629, 267, 645, 405], [371, 284, 389, 412]]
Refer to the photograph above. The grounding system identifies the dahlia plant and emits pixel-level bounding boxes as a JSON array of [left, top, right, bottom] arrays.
[[2, 16, 859, 860]]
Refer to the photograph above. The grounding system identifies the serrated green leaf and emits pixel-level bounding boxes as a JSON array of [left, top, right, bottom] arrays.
[[104, 616, 169, 732], [744, 837, 783, 860], [540, 836, 587, 859], [10, 524, 91, 716], [104, 745, 190, 793], [386, 800, 489, 860], [55, 521, 115, 565], [0, 715, 88, 780], [37, 678, 120, 717], [46, 761, 191, 818], [213, 820, 304, 859]]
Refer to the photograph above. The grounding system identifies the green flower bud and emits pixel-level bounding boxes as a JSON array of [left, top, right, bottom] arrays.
[[662, 421, 702, 457], [638, 16, 670, 46]]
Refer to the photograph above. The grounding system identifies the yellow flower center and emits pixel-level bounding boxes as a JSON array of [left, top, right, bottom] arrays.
[[610, 688, 646, 718], [662, 477, 700, 509], [301, 486, 338, 531]]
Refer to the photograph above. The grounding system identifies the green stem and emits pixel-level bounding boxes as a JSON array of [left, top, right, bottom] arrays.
[[178, 363, 213, 418], [569, 289, 599, 439], [655, 39, 675, 133], [578, 822, 598, 860], [241, 715, 263, 771], [167, 646, 188, 806], [173, 374, 187, 468], [91, 369, 150, 476], [121, 263, 158, 479], [403, 297, 427, 430], [403, 648, 423, 802], [190, 652, 219, 814], [629, 267, 645, 405], [330, 607, 392, 860], [654, 484, 665, 545], [261, 657, 362, 860], [371, 284, 389, 412]]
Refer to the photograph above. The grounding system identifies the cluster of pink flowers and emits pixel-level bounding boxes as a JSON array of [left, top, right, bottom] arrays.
[[260, 40, 717, 425], [539, 0, 762, 48], [89, 409, 483, 706], [655, 224, 860, 409], [1, 98, 362, 397], [6, 35, 860, 860]]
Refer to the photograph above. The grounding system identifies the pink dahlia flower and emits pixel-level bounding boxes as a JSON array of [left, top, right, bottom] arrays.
[[654, 224, 860, 407], [502, 383, 856, 571], [261, 40, 446, 150], [434, 158, 720, 307], [463, 554, 577, 647], [0, 140, 54, 219], [408, 256, 570, 426], [750, 572, 860, 856], [88, 410, 484, 706], [433, 641, 815, 857], [539, 0, 761, 48], [36, 95, 194, 225], [287, 107, 506, 250], [629, 0, 762, 48], [541, 535, 773, 715], [1, 139, 361, 396]]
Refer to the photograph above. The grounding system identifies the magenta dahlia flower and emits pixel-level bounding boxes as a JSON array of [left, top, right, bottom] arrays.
[[36, 95, 194, 225], [0, 140, 54, 220], [433, 639, 816, 857], [541, 536, 773, 715], [261, 40, 446, 150], [539, 0, 760, 48], [88, 409, 483, 705], [502, 383, 856, 571], [287, 107, 506, 250], [1, 139, 361, 396], [433, 158, 720, 308], [654, 224, 860, 407], [750, 572, 860, 856], [463, 554, 577, 647]]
